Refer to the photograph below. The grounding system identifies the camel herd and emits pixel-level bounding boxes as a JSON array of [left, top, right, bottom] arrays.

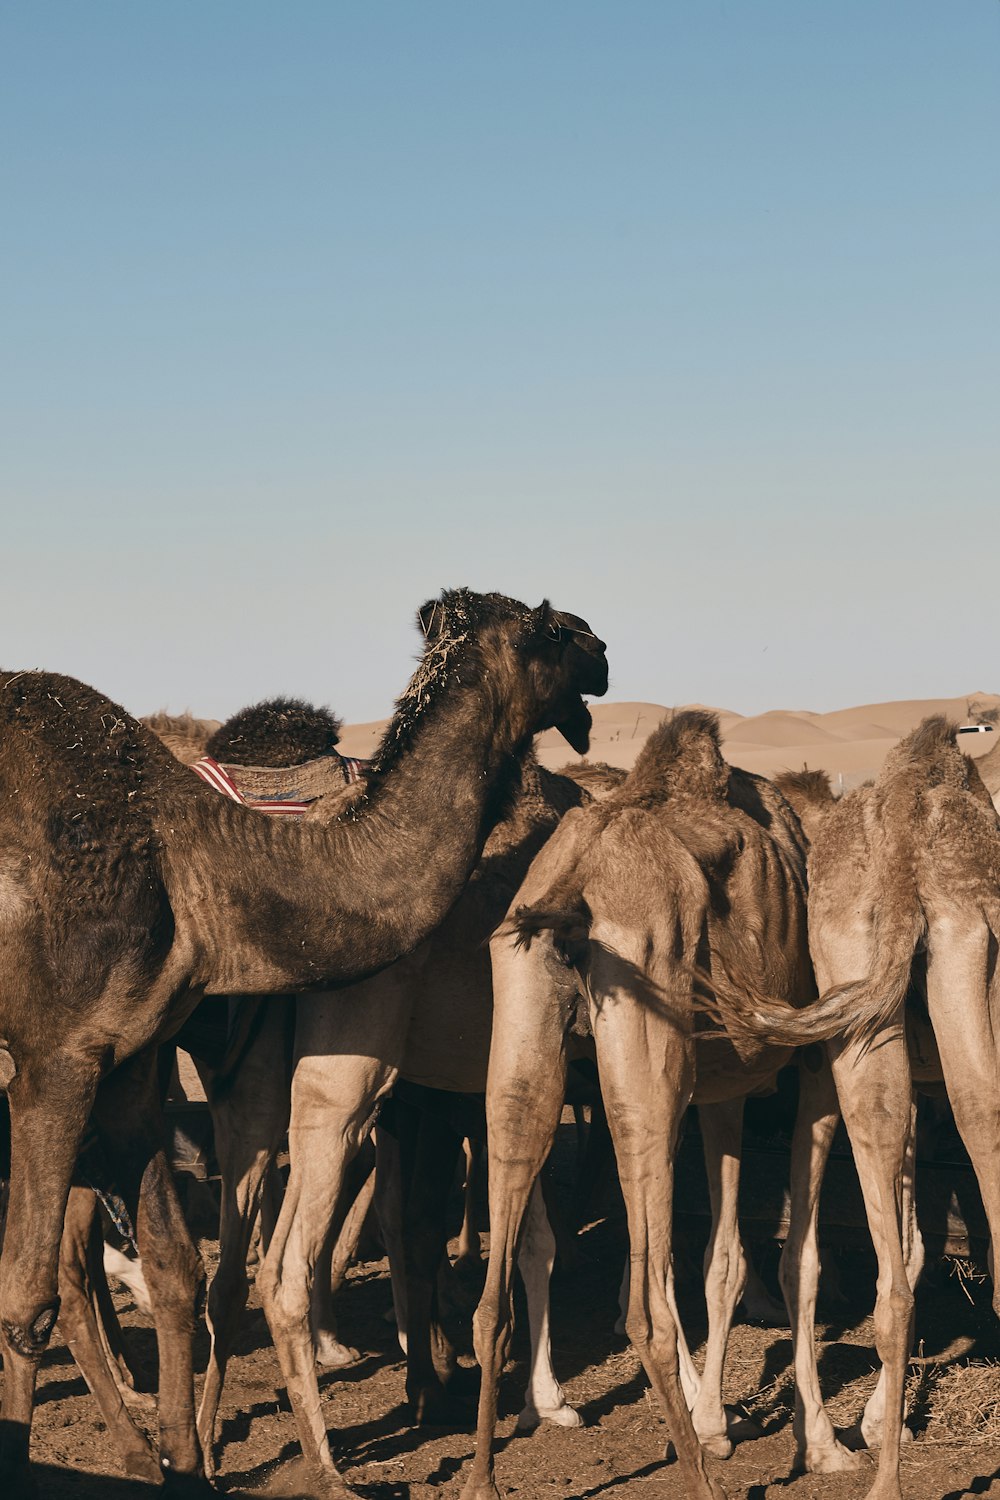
[[2, 587, 1000, 1500]]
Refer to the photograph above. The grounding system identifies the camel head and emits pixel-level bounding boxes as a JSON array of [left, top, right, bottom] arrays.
[[416, 590, 608, 756]]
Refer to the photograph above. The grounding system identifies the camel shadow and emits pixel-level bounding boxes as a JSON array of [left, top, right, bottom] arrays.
[[9, 1457, 256, 1500], [941, 1466, 1000, 1500]]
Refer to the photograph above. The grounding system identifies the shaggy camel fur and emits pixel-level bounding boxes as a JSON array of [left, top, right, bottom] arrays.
[[0, 589, 607, 1492], [722, 721, 1000, 1500], [971, 731, 1000, 812], [461, 711, 817, 1500], [141, 710, 221, 766], [197, 752, 603, 1490]]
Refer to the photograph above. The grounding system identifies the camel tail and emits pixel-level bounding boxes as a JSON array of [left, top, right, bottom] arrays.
[[706, 906, 924, 1052], [503, 872, 593, 954]]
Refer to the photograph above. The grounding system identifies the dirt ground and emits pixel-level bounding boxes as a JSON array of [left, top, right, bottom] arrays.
[[24, 1115, 1000, 1500]]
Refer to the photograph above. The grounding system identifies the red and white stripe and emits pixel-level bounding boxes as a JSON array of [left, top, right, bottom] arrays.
[[191, 757, 246, 804], [191, 755, 369, 817]]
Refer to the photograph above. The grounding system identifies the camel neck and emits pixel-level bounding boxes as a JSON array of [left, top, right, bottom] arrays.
[[160, 675, 529, 994]]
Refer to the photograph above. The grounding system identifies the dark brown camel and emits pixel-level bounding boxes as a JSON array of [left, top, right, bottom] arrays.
[[196, 749, 608, 1488], [0, 589, 607, 1493]]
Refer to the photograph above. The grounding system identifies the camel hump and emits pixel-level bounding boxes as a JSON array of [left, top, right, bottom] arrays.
[[772, 767, 837, 837], [205, 698, 343, 768], [876, 714, 973, 799], [616, 709, 728, 807], [143, 711, 220, 765], [773, 767, 834, 807]]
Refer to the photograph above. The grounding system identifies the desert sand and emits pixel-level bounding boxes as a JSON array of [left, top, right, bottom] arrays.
[[338, 690, 1000, 790]]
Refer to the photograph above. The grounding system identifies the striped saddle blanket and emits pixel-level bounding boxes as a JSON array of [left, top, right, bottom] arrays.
[[192, 753, 368, 815]]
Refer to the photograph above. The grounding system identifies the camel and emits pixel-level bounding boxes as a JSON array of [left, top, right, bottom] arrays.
[[141, 710, 221, 766], [460, 710, 818, 1500], [971, 729, 1000, 811], [717, 719, 1000, 1500], [196, 742, 618, 1491], [0, 588, 608, 1493]]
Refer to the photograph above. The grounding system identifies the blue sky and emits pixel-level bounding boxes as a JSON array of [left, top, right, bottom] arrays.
[[3, 2, 997, 722]]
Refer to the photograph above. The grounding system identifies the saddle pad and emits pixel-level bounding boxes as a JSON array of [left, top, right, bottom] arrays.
[[192, 753, 367, 815]]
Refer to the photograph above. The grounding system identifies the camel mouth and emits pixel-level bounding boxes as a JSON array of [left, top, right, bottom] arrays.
[[555, 697, 593, 755]]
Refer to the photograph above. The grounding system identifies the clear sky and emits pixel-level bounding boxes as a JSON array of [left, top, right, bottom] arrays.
[[3, 2, 998, 723]]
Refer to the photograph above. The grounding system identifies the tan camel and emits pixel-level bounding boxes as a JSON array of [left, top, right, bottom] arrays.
[[197, 751, 610, 1490], [141, 710, 221, 765], [971, 730, 1000, 811], [27, 709, 598, 1486], [461, 710, 817, 1500], [0, 589, 607, 1492], [718, 720, 1000, 1500]]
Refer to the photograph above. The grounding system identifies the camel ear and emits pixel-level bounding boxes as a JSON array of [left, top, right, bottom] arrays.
[[417, 598, 444, 642], [531, 600, 561, 643]]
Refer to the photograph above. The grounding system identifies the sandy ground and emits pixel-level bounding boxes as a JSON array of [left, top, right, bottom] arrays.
[[25, 1111, 1000, 1500]]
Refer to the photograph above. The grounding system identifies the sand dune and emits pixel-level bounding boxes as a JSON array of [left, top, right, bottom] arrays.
[[727, 711, 843, 748], [341, 690, 1000, 787]]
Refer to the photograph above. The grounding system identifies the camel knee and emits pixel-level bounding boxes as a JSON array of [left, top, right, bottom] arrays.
[[873, 1284, 913, 1357], [704, 1240, 745, 1304], [259, 1261, 310, 1337], [625, 1311, 679, 1382], [472, 1293, 511, 1376], [1, 1299, 60, 1359], [145, 1241, 205, 1327], [780, 1237, 818, 1305]]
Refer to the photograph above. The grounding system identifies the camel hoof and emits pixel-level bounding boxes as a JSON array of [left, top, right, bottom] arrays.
[[856, 1417, 914, 1451], [408, 1384, 475, 1429], [314, 1333, 360, 1369], [802, 1439, 867, 1473], [458, 1480, 502, 1500], [667, 1433, 733, 1462], [724, 1404, 762, 1445], [260, 1457, 358, 1499], [516, 1402, 584, 1431], [124, 1449, 164, 1485], [122, 1386, 158, 1412]]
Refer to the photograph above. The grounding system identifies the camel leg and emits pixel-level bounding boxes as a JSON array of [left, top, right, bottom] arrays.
[[617, 1253, 710, 1411], [95, 1244, 149, 1395], [778, 1049, 862, 1473], [829, 1026, 913, 1500], [854, 1098, 923, 1450], [396, 1098, 466, 1422], [692, 1098, 760, 1457], [924, 916, 1000, 1306], [460, 935, 571, 1500], [258, 978, 407, 1491], [259, 1156, 283, 1255], [197, 998, 291, 1475], [0, 1048, 101, 1493], [373, 1125, 409, 1351], [515, 1178, 582, 1430], [92, 1047, 207, 1483], [587, 949, 725, 1500], [455, 1137, 484, 1272], [56, 1186, 159, 1480], [311, 1136, 375, 1368]]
